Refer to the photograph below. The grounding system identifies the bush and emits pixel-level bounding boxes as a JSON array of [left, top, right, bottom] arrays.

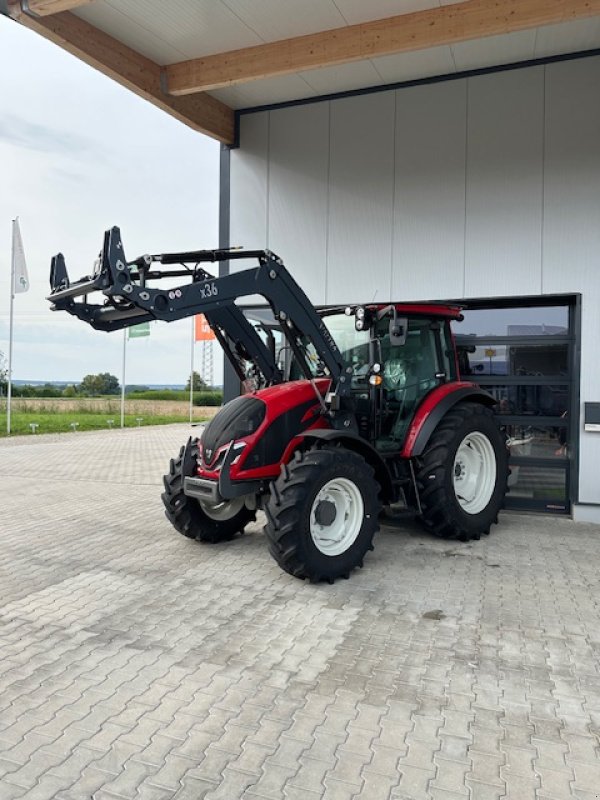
[[193, 391, 223, 406], [13, 384, 63, 398], [126, 389, 223, 406]]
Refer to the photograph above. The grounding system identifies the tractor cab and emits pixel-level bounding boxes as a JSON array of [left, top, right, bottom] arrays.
[[243, 303, 462, 453]]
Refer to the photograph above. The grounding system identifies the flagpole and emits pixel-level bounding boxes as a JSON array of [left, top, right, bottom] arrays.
[[121, 329, 126, 429], [189, 317, 195, 424], [6, 221, 15, 435], [7, 217, 29, 435]]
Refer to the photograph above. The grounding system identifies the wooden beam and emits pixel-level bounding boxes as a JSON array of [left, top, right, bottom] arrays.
[[166, 0, 600, 95], [8, 4, 235, 143], [26, 0, 94, 16]]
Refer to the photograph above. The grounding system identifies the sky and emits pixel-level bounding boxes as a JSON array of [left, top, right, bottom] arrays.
[[0, 14, 221, 386]]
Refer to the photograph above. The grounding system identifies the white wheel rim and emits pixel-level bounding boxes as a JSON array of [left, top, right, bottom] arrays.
[[453, 431, 497, 515], [309, 477, 364, 556], [198, 496, 244, 521]]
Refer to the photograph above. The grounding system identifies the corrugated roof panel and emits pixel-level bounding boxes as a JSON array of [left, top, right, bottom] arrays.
[[210, 74, 318, 110], [221, 0, 346, 42], [333, 0, 444, 26], [299, 60, 383, 95], [75, 1, 190, 64], [451, 29, 537, 72], [70, 0, 600, 117], [76, 0, 263, 62], [370, 45, 456, 83], [534, 18, 600, 58]]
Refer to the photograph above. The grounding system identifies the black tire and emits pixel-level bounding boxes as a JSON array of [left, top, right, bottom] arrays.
[[161, 439, 256, 543], [415, 402, 508, 541], [264, 446, 381, 582]]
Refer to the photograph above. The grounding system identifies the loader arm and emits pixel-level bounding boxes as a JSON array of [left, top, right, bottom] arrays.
[[47, 226, 350, 398]]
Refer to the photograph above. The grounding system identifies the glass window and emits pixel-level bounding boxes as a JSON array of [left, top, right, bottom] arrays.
[[507, 463, 568, 512], [456, 341, 568, 377], [376, 320, 443, 449], [484, 384, 569, 417], [323, 313, 370, 374], [505, 424, 568, 460], [456, 306, 569, 337]]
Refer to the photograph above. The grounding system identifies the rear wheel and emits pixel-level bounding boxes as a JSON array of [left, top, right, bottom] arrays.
[[161, 439, 256, 543], [416, 402, 508, 541], [264, 446, 381, 582]]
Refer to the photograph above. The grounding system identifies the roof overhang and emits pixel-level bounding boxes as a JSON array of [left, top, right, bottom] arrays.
[[5, 0, 600, 145]]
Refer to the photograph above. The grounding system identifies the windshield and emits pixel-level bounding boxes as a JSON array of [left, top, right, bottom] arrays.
[[241, 307, 453, 388], [287, 312, 370, 380]]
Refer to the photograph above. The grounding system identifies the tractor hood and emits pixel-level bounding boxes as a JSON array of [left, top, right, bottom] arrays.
[[199, 378, 331, 475], [201, 394, 266, 466]]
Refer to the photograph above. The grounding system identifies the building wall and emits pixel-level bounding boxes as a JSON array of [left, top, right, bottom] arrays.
[[229, 55, 600, 515]]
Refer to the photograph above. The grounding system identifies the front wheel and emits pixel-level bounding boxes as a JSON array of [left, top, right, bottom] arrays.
[[264, 447, 381, 582], [416, 402, 508, 541], [161, 439, 256, 543]]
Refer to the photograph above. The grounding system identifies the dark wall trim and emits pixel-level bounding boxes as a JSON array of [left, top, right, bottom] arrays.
[[218, 144, 240, 403], [570, 294, 582, 505], [233, 47, 600, 144], [454, 292, 575, 310], [218, 144, 230, 258]]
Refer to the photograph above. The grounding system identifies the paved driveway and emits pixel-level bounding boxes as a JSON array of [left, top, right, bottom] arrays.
[[1, 425, 599, 799]]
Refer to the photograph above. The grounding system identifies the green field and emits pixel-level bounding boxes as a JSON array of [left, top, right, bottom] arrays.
[[0, 412, 197, 436], [0, 397, 216, 437]]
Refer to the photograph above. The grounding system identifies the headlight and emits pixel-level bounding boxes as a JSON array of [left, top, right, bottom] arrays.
[[231, 442, 246, 466]]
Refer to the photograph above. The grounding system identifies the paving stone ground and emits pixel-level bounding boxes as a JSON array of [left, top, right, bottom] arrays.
[[1, 423, 600, 800]]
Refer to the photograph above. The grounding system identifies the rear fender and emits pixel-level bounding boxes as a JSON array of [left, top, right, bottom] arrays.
[[402, 383, 496, 458], [298, 429, 394, 504]]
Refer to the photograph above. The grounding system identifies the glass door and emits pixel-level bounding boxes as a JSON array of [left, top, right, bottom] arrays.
[[454, 299, 577, 513]]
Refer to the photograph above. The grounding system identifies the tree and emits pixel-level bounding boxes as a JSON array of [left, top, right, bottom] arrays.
[[80, 372, 120, 396], [186, 370, 207, 391], [0, 350, 6, 394]]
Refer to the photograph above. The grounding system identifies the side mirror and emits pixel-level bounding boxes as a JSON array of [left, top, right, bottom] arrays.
[[389, 314, 408, 346]]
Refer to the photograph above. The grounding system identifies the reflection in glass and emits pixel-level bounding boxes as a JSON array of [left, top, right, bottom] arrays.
[[485, 385, 569, 417], [456, 341, 568, 377], [503, 424, 568, 459], [455, 306, 569, 337], [506, 462, 567, 510]]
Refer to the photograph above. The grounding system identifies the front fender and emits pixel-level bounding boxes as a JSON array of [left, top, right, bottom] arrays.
[[402, 383, 496, 458], [298, 429, 394, 503]]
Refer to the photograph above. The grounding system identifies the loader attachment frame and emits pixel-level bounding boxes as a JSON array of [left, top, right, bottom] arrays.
[[48, 226, 350, 402]]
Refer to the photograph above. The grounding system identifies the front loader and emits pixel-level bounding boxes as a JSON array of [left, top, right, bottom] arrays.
[[48, 227, 508, 582]]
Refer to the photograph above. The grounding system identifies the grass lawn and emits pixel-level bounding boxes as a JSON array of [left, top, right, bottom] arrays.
[[0, 397, 218, 437], [0, 411, 204, 437]]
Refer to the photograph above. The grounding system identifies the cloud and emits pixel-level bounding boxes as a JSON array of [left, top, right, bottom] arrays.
[[0, 15, 220, 387], [0, 113, 94, 158]]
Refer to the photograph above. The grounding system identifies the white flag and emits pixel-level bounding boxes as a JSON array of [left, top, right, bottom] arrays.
[[12, 218, 29, 294]]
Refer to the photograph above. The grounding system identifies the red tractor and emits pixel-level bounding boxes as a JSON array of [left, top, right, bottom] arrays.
[[48, 228, 508, 582]]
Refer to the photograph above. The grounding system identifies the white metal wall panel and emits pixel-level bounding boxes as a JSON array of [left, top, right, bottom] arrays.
[[392, 80, 467, 301], [543, 58, 600, 293], [327, 91, 395, 303], [543, 57, 600, 504], [230, 112, 269, 265], [268, 104, 330, 303], [464, 67, 544, 297], [229, 56, 600, 510]]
